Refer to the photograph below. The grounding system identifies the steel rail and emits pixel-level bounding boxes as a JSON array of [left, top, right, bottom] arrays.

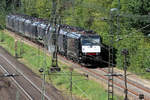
[[0, 64, 33, 100], [55, 51, 150, 99], [99, 68, 150, 93], [0, 54, 52, 100], [88, 68, 150, 100], [58, 54, 150, 99], [5, 29, 150, 100]]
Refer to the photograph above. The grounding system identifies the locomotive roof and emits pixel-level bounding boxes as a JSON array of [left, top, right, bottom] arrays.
[[59, 28, 100, 39], [67, 32, 81, 39]]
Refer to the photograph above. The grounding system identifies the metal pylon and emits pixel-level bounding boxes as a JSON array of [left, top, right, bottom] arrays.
[[108, 40, 114, 100], [108, 11, 115, 100], [50, 0, 61, 72]]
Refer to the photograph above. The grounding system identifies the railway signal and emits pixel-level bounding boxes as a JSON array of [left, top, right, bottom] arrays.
[[121, 48, 129, 100], [139, 94, 144, 100], [39, 68, 46, 100]]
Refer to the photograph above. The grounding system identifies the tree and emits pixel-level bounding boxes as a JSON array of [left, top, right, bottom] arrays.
[[6, 0, 21, 11], [125, 0, 150, 35]]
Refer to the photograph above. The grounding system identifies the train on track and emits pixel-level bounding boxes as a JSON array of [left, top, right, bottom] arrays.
[[6, 14, 110, 66]]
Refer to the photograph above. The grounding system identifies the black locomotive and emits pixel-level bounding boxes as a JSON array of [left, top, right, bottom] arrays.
[[6, 14, 109, 65]]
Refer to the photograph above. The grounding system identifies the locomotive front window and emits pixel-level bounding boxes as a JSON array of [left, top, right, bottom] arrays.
[[81, 36, 100, 45]]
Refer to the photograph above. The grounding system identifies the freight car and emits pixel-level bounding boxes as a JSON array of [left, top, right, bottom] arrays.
[[6, 14, 109, 65]]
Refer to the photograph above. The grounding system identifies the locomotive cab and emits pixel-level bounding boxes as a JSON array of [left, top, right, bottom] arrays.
[[80, 35, 101, 62]]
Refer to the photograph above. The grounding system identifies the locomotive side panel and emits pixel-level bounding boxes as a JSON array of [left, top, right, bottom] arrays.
[[24, 19, 31, 37], [20, 18, 26, 35], [57, 30, 67, 56], [66, 36, 80, 60], [10, 15, 16, 31], [18, 17, 23, 34], [15, 17, 20, 32], [40, 24, 47, 39], [6, 15, 10, 29], [30, 22, 38, 39], [58, 33, 64, 54]]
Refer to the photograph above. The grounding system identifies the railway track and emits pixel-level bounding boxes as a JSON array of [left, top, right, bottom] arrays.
[[93, 68, 150, 99], [0, 54, 51, 100], [99, 68, 150, 95], [3, 30, 150, 100], [58, 54, 150, 99], [0, 64, 33, 100]]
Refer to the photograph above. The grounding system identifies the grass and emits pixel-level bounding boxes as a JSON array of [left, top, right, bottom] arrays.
[[0, 30, 123, 100]]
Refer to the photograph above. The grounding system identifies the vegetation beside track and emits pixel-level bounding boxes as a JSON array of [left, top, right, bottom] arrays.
[[1, 0, 150, 80], [0, 30, 122, 100]]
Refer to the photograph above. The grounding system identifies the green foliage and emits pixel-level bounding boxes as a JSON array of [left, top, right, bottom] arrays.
[[0, 31, 51, 72], [0, 30, 123, 100], [1, 0, 150, 79], [114, 28, 150, 78], [127, 0, 150, 35], [112, 0, 150, 35], [51, 66, 122, 100], [0, 0, 6, 29], [128, 0, 150, 15]]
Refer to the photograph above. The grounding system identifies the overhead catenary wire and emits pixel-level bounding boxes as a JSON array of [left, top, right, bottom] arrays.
[[49, 68, 89, 99], [98, 22, 150, 39], [3, 0, 150, 100], [4, 0, 149, 61]]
